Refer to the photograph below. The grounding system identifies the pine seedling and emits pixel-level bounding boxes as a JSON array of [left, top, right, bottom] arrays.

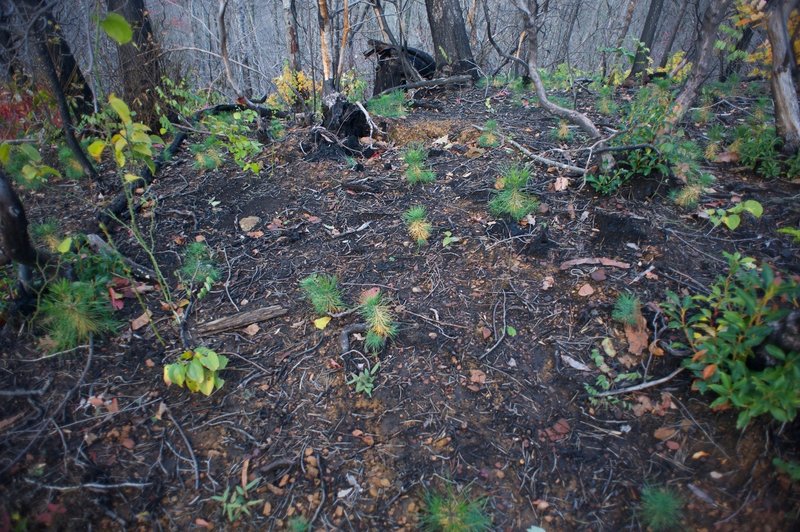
[[38, 279, 118, 351], [478, 119, 500, 148], [405, 164, 436, 184], [300, 273, 346, 315], [30, 220, 61, 252], [403, 144, 428, 167], [420, 486, 492, 532], [58, 145, 85, 179], [367, 90, 406, 118], [359, 290, 397, 353], [404, 205, 433, 246], [552, 120, 573, 141], [489, 164, 539, 220], [180, 242, 220, 300], [638, 485, 683, 531], [612, 292, 642, 326]]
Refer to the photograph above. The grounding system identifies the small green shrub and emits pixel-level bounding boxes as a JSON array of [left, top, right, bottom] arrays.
[[211, 478, 262, 523], [638, 485, 683, 531], [403, 143, 427, 166], [595, 86, 617, 115], [367, 90, 406, 118], [489, 164, 538, 220], [347, 361, 380, 397], [612, 292, 641, 326], [180, 242, 219, 300], [300, 273, 345, 315], [735, 124, 782, 178], [477, 120, 501, 148], [705, 199, 763, 231], [662, 252, 800, 428], [38, 279, 118, 351], [359, 290, 397, 353], [163, 346, 228, 396], [420, 486, 491, 532], [57, 145, 85, 179], [404, 205, 432, 246]]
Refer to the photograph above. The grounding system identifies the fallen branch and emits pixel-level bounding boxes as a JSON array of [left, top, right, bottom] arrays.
[[471, 124, 585, 175], [377, 75, 473, 96], [0, 378, 52, 397], [595, 367, 685, 397], [85, 234, 157, 281], [339, 323, 368, 353], [196, 305, 287, 335], [559, 257, 631, 270]]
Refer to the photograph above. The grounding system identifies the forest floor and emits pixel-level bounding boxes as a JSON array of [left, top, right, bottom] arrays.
[[1, 82, 799, 531]]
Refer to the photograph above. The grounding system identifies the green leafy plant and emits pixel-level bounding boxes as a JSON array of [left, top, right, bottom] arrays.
[[347, 361, 380, 397], [662, 252, 800, 428], [163, 346, 228, 396], [585, 172, 624, 195], [584, 347, 641, 406], [38, 279, 118, 351], [359, 290, 397, 353], [638, 485, 683, 531], [179, 242, 219, 301], [403, 144, 436, 184], [734, 122, 782, 178], [57, 145, 85, 179], [419, 486, 492, 532], [478, 120, 501, 148], [612, 292, 642, 326], [404, 205, 433, 246], [778, 226, 800, 243], [300, 273, 345, 315], [773, 458, 800, 482], [0, 143, 60, 189], [367, 90, 406, 118], [211, 478, 262, 523], [595, 85, 617, 115], [441, 231, 459, 247], [704, 199, 763, 230], [287, 515, 311, 532], [489, 164, 538, 220]]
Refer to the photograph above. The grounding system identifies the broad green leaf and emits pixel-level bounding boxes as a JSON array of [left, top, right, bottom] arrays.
[[19, 143, 41, 161], [199, 376, 215, 396], [724, 214, 740, 230], [217, 355, 229, 370], [56, 237, 72, 254], [100, 13, 133, 45], [0, 143, 10, 165], [165, 363, 186, 387], [214, 375, 225, 390], [87, 140, 106, 161], [742, 199, 763, 217], [39, 165, 61, 178], [109, 94, 131, 124], [187, 357, 204, 383], [506, 325, 517, 337], [200, 350, 220, 371]]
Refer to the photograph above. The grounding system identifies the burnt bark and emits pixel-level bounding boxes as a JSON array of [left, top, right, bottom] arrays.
[[365, 39, 436, 95], [552, 2, 580, 67], [107, 0, 162, 128], [0, 169, 37, 268], [424, 0, 477, 77], [658, 0, 690, 69], [765, 0, 800, 154], [282, 0, 302, 72], [662, 0, 734, 134], [628, 0, 665, 80]]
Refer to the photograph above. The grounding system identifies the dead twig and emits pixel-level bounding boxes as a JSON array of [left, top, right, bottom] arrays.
[[471, 124, 586, 175], [166, 408, 200, 490], [595, 367, 684, 397], [0, 377, 52, 397], [24, 479, 152, 491]]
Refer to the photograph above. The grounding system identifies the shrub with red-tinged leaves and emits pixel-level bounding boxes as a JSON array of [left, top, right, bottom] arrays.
[[0, 87, 60, 140]]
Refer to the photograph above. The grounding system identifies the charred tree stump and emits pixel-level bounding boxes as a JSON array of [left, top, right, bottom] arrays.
[[364, 39, 436, 96]]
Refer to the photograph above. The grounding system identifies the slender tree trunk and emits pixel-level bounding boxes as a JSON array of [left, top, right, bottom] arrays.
[[628, 0, 665, 79], [662, 0, 734, 134], [424, 0, 477, 77], [765, 0, 800, 154], [0, 4, 22, 81], [615, 0, 638, 51], [107, 0, 162, 128], [283, 0, 302, 72], [721, 27, 755, 80], [317, 0, 335, 94], [553, 2, 580, 66], [658, 0, 690, 69]]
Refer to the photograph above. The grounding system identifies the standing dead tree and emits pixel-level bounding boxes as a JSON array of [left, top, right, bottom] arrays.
[[763, 0, 800, 154]]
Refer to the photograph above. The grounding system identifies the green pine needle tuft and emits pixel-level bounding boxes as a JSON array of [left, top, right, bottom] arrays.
[[612, 292, 642, 326], [39, 279, 118, 351], [300, 273, 345, 315], [420, 487, 492, 532], [639, 485, 683, 531]]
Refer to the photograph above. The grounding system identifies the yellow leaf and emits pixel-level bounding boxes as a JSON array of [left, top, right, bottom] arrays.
[[87, 140, 106, 161], [314, 316, 332, 330], [0, 143, 10, 165], [56, 237, 72, 254], [124, 173, 142, 184], [109, 94, 131, 124]]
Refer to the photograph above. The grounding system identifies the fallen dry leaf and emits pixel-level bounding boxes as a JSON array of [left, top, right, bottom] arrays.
[[654, 427, 678, 440], [243, 323, 260, 336], [469, 369, 487, 385], [666, 440, 681, 450], [703, 364, 718, 380], [195, 518, 213, 529], [560, 354, 591, 371], [624, 313, 649, 357], [648, 340, 665, 357], [577, 283, 595, 297], [553, 176, 570, 191], [239, 216, 260, 231], [246, 230, 264, 238], [590, 268, 607, 281], [131, 310, 152, 331], [541, 276, 555, 290]]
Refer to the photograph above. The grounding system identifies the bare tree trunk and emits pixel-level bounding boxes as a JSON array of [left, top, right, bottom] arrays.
[[553, 2, 580, 66], [765, 0, 800, 154], [658, 0, 690, 69], [317, 0, 335, 94], [628, 0, 665, 80], [615, 0, 638, 50], [335, 0, 350, 83], [0, 4, 23, 81], [283, 0, 302, 71], [107, 0, 162, 128], [662, 0, 733, 134], [424, 0, 477, 77]]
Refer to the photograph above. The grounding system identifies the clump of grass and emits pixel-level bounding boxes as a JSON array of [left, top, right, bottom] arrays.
[[359, 290, 397, 353], [367, 90, 406, 118], [300, 273, 345, 315], [489, 164, 538, 220], [403, 144, 436, 184], [404, 205, 433, 246], [180, 242, 220, 284], [477, 119, 500, 148], [552, 120, 573, 142], [638, 485, 683, 531], [38, 279, 118, 351], [57, 146, 85, 179], [420, 486, 491, 532], [612, 292, 642, 326]]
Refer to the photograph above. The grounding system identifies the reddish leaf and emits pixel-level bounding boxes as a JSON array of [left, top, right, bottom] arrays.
[[702, 364, 717, 380]]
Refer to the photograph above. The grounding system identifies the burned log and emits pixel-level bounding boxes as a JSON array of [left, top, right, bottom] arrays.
[[364, 39, 436, 96]]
